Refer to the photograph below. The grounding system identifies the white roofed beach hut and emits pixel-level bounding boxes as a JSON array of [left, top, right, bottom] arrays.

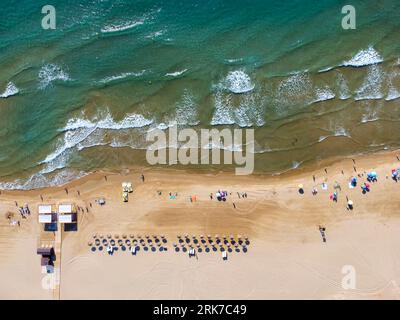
[[58, 203, 77, 231], [38, 204, 56, 224]]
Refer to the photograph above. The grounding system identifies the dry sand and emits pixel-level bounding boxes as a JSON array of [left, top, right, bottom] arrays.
[[2, 150, 400, 299]]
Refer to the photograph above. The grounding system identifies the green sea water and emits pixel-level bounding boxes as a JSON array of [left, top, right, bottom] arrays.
[[1, 0, 400, 188]]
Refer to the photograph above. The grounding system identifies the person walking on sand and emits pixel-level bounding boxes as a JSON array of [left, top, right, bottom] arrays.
[[141, 174, 145, 182], [233, 202, 236, 209]]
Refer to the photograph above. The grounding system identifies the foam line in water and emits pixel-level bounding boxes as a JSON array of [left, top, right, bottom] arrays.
[[341, 47, 383, 67], [101, 20, 144, 33], [38, 63, 70, 89], [98, 70, 146, 84], [165, 69, 188, 77], [42, 111, 153, 165], [0, 82, 19, 98], [354, 65, 384, 100], [224, 70, 255, 94]]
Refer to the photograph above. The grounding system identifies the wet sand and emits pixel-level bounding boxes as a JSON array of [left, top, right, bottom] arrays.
[[2, 150, 400, 299]]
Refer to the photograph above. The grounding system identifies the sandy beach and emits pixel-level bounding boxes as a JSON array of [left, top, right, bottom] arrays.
[[2, 150, 400, 299]]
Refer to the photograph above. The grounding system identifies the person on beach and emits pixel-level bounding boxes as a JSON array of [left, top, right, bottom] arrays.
[[141, 174, 145, 182], [347, 200, 354, 210], [319, 226, 326, 242], [334, 181, 341, 191], [312, 187, 318, 196], [233, 202, 236, 209], [391, 169, 398, 182], [351, 177, 357, 187], [330, 192, 338, 202]]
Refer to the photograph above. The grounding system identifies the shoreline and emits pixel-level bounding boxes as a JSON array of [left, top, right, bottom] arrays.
[[1, 147, 398, 195], [2, 149, 400, 299]]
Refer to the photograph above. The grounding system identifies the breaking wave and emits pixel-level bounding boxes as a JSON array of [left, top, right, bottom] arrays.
[[341, 47, 383, 67], [0, 82, 19, 98], [38, 63, 70, 89]]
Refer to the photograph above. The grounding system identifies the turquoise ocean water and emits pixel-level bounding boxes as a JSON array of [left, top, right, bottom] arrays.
[[1, 0, 400, 188]]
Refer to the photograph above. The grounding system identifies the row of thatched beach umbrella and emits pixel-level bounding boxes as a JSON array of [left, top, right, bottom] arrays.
[[88, 234, 168, 253], [88, 233, 250, 254], [173, 234, 250, 253], [176, 234, 250, 246]]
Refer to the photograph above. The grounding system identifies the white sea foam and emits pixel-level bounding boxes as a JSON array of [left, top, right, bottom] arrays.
[[224, 70, 255, 94], [210, 91, 235, 125], [42, 127, 96, 164], [234, 94, 265, 127], [333, 127, 350, 137], [386, 87, 400, 101], [336, 72, 351, 100], [38, 63, 70, 89], [175, 90, 200, 126], [311, 86, 335, 104], [0, 169, 87, 190], [64, 111, 153, 131], [101, 20, 144, 33], [165, 69, 188, 77], [202, 141, 243, 152], [342, 47, 383, 67], [385, 70, 400, 101], [0, 82, 19, 98], [211, 83, 264, 127], [98, 70, 146, 84], [292, 161, 302, 169], [274, 73, 313, 110], [145, 29, 166, 39], [224, 58, 244, 64], [355, 65, 384, 100], [318, 66, 334, 73], [41, 110, 153, 166]]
